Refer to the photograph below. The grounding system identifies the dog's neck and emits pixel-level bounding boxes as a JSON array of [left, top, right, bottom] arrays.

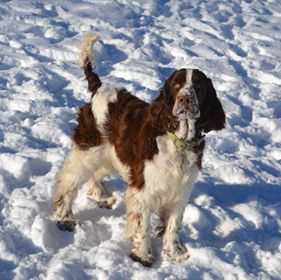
[[175, 118, 196, 141], [175, 120, 187, 139]]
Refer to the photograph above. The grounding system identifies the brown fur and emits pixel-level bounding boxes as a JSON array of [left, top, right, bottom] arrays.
[[192, 69, 225, 133], [72, 56, 103, 150], [84, 57, 102, 98], [156, 69, 187, 106], [105, 89, 179, 189], [52, 37, 226, 264], [72, 103, 102, 150], [73, 66, 225, 187]]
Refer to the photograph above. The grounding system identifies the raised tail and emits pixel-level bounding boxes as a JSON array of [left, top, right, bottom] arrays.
[[79, 33, 102, 98]]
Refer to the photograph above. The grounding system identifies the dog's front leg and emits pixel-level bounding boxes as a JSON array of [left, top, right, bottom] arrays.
[[126, 189, 154, 267], [162, 202, 190, 262]]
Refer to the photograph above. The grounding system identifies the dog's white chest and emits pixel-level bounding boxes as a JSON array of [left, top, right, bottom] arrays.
[[143, 135, 199, 209], [156, 134, 198, 177]]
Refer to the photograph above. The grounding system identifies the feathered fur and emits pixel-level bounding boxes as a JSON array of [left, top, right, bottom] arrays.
[[52, 33, 225, 267]]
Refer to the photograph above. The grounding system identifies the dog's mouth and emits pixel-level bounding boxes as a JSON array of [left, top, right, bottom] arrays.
[[175, 110, 188, 120], [173, 108, 200, 120]]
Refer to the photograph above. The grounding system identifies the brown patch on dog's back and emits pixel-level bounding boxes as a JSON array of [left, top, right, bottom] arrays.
[[105, 89, 178, 189], [73, 103, 102, 150]]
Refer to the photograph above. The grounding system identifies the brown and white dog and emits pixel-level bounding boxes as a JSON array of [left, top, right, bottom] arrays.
[[52, 34, 225, 266]]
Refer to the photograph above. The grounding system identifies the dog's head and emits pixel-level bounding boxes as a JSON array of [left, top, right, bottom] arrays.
[[160, 68, 225, 133]]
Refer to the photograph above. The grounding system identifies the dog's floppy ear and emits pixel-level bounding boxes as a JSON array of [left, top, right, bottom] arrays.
[[149, 100, 179, 132], [198, 78, 225, 133], [158, 70, 179, 106], [160, 82, 174, 107]]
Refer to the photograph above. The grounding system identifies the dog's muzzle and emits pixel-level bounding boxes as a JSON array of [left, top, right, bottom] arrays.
[[173, 88, 200, 120]]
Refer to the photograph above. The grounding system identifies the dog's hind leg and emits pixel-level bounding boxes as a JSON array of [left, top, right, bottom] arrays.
[[52, 148, 91, 231], [87, 173, 116, 209]]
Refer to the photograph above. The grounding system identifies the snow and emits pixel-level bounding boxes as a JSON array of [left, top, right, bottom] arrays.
[[0, 0, 281, 279]]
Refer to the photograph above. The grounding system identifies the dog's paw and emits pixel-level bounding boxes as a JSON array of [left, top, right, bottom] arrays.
[[163, 241, 190, 262], [88, 194, 117, 209], [96, 196, 116, 209], [56, 220, 76, 232], [129, 252, 154, 267], [154, 225, 166, 238], [97, 201, 112, 209]]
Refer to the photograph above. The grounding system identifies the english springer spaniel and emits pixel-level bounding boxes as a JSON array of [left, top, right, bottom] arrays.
[[52, 34, 225, 266]]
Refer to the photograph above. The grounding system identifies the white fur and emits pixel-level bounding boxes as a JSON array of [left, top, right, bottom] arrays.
[[186, 69, 193, 86], [175, 69, 200, 140], [53, 82, 124, 222], [53, 117, 199, 263], [178, 69, 193, 96], [175, 119, 188, 139], [53, 32, 201, 264], [52, 143, 129, 221], [53, 56, 199, 262], [125, 125, 199, 262], [79, 33, 98, 68], [91, 84, 118, 130], [143, 133, 198, 211]]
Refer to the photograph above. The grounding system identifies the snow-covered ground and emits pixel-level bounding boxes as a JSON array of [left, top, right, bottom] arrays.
[[0, 0, 281, 279]]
